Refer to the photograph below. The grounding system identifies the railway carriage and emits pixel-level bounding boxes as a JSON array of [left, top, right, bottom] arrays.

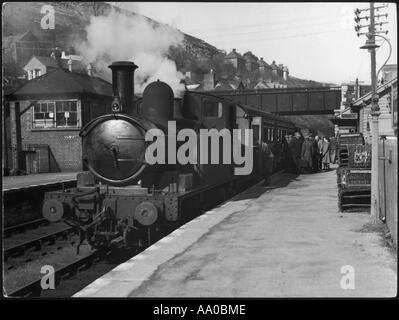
[[42, 61, 296, 250]]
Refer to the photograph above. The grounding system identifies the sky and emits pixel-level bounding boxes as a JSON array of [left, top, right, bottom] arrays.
[[113, 2, 397, 85]]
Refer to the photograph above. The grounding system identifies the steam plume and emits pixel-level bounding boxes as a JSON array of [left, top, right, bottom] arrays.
[[76, 9, 185, 95]]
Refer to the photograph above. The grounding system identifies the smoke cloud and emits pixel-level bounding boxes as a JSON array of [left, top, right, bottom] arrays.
[[76, 9, 185, 95]]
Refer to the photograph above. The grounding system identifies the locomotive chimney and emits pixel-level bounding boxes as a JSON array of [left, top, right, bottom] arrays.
[[108, 61, 138, 115]]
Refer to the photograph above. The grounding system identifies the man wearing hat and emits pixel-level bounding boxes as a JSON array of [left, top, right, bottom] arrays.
[[288, 132, 302, 174]]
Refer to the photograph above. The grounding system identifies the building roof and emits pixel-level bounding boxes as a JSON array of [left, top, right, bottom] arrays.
[[253, 80, 275, 90], [214, 81, 234, 91], [243, 51, 258, 63], [25, 56, 61, 68], [23, 56, 87, 73], [351, 77, 397, 110], [8, 30, 38, 42], [270, 60, 278, 70], [7, 67, 112, 100], [258, 58, 269, 67], [225, 48, 244, 60]]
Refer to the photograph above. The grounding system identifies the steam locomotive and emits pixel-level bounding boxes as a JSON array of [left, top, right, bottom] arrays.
[[42, 61, 296, 250]]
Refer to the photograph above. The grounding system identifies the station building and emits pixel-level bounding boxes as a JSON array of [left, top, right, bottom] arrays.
[[333, 65, 397, 248], [4, 64, 112, 174]]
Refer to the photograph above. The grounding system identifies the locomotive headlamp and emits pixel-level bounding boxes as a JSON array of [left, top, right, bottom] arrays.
[[111, 96, 121, 113]]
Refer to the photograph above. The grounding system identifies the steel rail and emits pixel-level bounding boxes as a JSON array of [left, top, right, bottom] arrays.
[[4, 218, 49, 238], [4, 226, 76, 261]]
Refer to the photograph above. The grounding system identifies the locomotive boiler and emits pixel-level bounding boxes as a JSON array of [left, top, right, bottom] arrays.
[[42, 61, 296, 250]]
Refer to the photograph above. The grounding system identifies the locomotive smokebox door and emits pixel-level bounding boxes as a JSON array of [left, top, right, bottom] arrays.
[[80, 115, 150, 186]]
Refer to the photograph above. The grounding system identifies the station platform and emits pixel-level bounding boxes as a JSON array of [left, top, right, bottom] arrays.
[[2, 172, 79, 194], [74, 169, 397, 298]]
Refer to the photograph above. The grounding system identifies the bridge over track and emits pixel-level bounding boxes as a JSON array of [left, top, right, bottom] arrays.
[[213, 86, 342, 115]]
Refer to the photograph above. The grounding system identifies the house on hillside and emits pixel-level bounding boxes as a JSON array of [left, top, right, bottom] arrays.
[[253, 80, 287, 90], [243, 51, 259, 72], [282, 66, 289, 81], [225, 49, 245, 71], [23, 54, 87, 80], [4, 67, 113, 174], [258, 58, 272, 81], [2, 30, 51, 66]]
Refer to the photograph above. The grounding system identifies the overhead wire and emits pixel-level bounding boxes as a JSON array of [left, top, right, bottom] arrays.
[[190, 18, 340, 39]]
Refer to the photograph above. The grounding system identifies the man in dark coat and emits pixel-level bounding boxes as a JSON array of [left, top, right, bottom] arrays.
[[301, 136, 314, 173], [329, 136, 337, 164], [261, 141, 274, 186], [288, 132, 302, 174]]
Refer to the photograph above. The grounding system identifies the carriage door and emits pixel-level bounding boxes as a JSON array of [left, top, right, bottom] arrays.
[[201, 97, 229, 185], [251, 117, 262, 177]]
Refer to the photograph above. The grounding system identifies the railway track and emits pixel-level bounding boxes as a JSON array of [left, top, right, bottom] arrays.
[[4, 237, 139, 298], [4, 225, 75, 261], [3, 219, 153, 297], [3, 176, 267, 297], [4, 218, 49, 238]]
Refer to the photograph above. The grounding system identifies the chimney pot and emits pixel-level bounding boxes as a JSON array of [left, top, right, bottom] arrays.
[[108, 61, 138, 115], [51, 48, 62, 67], [68, 58, 73, 72], [87, 63, 92, 76]]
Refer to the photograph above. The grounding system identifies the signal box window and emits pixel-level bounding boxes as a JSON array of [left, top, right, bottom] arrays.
[[33, 102, 55, 128], [33, 100, 79, 129], [56, 101, 78, 127], [203, 99, 222, 118]]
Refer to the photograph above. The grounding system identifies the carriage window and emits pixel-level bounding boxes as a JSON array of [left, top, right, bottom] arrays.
[[252, 125, 260, 145], [203, 99, 222, 118], [268, 128, 272, 141]]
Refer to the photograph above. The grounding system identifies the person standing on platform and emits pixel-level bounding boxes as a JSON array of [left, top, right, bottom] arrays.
[[329, 136, 337, 164], [312, 136, 321, 172], [288, 132, 302, 174], [317, 135, 323, 170], [301, 136, 314, 173], [261, 140, 274, 186], [322, 137, 331, 170], [282, 135, 291, 171], [285, 135, 294, 172]]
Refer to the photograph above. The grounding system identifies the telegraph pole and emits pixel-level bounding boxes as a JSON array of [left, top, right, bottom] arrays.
[[355, 3, 390, 224], [369, 2, 380, 224]]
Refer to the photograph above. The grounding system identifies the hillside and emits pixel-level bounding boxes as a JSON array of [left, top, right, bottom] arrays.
[[2, 2, 327, 89]]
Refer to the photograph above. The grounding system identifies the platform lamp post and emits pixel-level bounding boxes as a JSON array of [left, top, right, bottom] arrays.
[[355, 2, 389, 224]]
